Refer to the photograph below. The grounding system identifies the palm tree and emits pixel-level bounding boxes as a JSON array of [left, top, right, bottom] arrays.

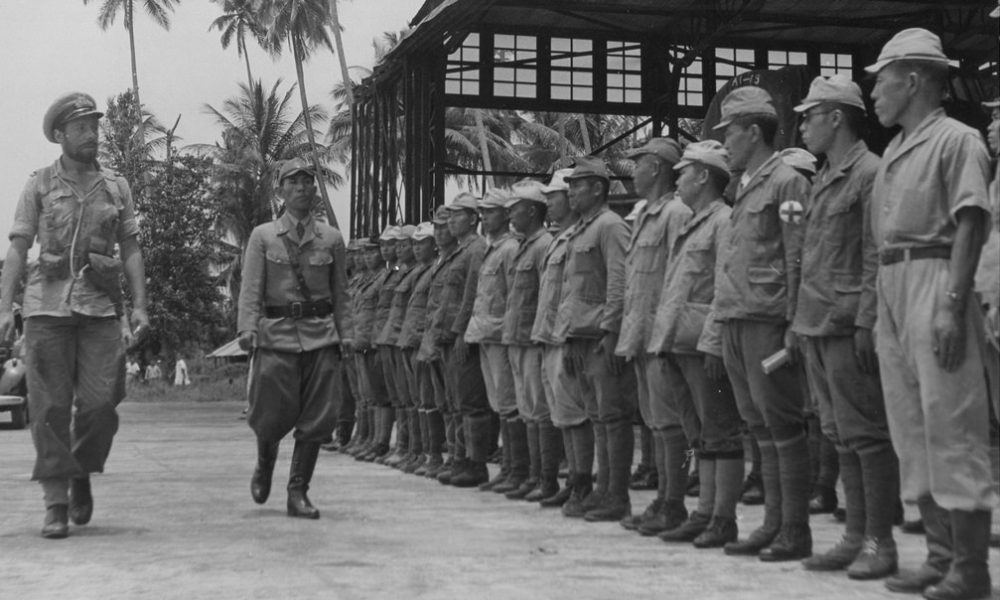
[[83, 0, 180, 144], [257, 0, 339, 228], [209, 0, 274, 88], [328, 0, 353, 107]]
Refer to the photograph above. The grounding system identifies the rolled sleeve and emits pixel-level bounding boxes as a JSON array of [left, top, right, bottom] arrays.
[[943, 131, 992, 237], [10, 178, 40, 246], [114, 180, 140, 241]]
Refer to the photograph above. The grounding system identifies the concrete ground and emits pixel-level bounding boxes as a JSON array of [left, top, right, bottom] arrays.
[[0, 401, 996, 600]]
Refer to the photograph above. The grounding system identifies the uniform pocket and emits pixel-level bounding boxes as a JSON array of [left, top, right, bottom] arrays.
[[745, 197, 779, 241]]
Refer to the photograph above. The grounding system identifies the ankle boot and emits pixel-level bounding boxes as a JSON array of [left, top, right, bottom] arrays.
[[804, 448, 864, 571], [383, 409, 408, 466], [585, 419, 633, 522], [562, 472, 593, 518], [529, 420, 563, 502], [846, 443, 899, 580], [639, 499, 687, 536], [657, 510, 711, 542], [759, 522, 812, 562], [582, 422, 609, 513], [694, 516, 738, 548], [480, 419, 510, 491], [287, 441, 321, 519], [847, 536, 898, 580], [403, 409, 425, 473], [725, 438, 781, 555], [508, 421, 540, 500], [41, 504, 69, 539], [450, 460, 489, 488], [495, 418, 529, 494], [621, 497, 664, 531], [251, 439, 280, 504], [69, 476, 93, 526], [885, 495, 952, 593], [922, 510, 992, 600], [419, 411, 446, 477]]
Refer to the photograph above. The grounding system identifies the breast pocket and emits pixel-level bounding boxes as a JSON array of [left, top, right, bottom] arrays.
[[682, 240, 713, 274], [571, 243, 603, 302], [633, 230, 666, 273], [824, 191, 862, 250], [514, 263, 539, 304], [39, 190, 77, 252], [745, 197, 779, 241]]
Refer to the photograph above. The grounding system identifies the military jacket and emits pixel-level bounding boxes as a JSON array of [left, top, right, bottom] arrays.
[[792, 141, 880, 337], [648, 200, 730, 357], [531, 226, 575, 345], [616, 194, 691, 357], [372, 263, 408, 346], [237, 213, 354, 352], [465, 232, 519, 344], [417, 254, 452, 361], [428, 233, 486, 345], [376, 262, 418, 346], [714, 153, 809, 323], [552, 206, 628, 341], [397, 261, 436, 350], [502, 227, 553, 346], [11, 159, 139, 318], [354, 266, 390, 350]]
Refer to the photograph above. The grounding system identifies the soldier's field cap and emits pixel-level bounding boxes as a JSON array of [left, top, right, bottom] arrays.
[[780, 148, 818, 176], [541, 168, 573, 193], [563, 156, 611, 182], [713, 86, 777, 130], [864, 28, 950, 74], [479, 188, 512, 210], [43, 92, 103, 143], [411, 222, 435, 241], [431, 205, 451, 225], [626, 137, 682, 165], [447, 192, 480, 213], [359, 236, 380, 249], [380, 225, 401, 242], [507, 179, 548, 208], [674, 140, 730, 176], [278, 157, 314, 182], [794, 74, 866, 113], [396, 224, 418, 240]]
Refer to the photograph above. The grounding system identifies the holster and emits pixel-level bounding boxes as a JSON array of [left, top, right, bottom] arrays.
[[84, 252, 124, 315]]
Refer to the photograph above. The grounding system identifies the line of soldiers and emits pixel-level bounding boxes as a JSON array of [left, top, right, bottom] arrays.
[[243, 27, 996, 600]]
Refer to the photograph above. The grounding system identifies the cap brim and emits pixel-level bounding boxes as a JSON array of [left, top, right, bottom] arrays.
[[540, 184, 567, 193], [865, 55, 951, 74], [625, 148, 648, 159], [793, 100, 821, 113], [712, 117, 734, 131], [673, 158, 694, 171], [563, 173, 608, 182]]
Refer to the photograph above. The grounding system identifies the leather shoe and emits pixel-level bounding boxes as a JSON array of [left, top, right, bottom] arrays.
[[42, 504, 69, 539], [539, 483, 573, 508], [622, 498, 663, 531], [884, 564, 944, 594], [759, 524, 812, 562], [694, 516, 738, 548], [725, 525, 778, 556], [287, 488, 319, 519], [640, 499, 687, 537], [802, 533, 862, 571], [450, 461, 489, 488], [69, 477, 93, 526], [658, 510, 711, 542], [846, 537, 898, 580], [584, 496, 631, 522]]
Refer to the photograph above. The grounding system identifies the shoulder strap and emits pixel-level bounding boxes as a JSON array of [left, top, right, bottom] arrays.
[[277, 224, 313, 302]]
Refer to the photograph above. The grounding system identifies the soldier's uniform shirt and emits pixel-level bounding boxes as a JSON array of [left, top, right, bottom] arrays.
[[714, 152, 809, 441], [531, 225, 585, 428], [417, 254, 453, 415], [11, 158, 139, 481], [238, 212, 354, 443], [503, 227, 553, 421], [397, 260, 437, 410], [354, 266, 391, 406], [871, 108, 996, 511]]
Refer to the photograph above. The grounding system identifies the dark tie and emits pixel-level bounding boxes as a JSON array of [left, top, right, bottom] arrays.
[[296, 222, 305, 240]]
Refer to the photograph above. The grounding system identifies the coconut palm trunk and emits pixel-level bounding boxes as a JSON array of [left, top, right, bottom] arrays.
[[329, 0, 353, 106], [125, 1, 145, 145], [474, 109, 495, 188]]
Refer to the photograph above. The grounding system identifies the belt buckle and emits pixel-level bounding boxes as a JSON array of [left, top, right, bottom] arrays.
[[290, 302, 304, 319]]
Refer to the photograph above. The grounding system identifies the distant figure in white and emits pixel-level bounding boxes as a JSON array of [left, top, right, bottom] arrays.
[[174, 358, 190, 386]]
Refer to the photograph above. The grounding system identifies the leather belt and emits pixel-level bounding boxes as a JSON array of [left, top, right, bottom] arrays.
[[879, 246, 950, 266], [264, 300, 333, 319]]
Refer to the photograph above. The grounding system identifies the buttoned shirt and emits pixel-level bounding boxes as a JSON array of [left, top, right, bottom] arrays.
[[648, 200, 731, 357], [10, 159, 139, 318], [376, 262, 418, 346], [417, 253, 452, 361], [792, 140, 880, 336], [503, 227, 553, 346], [430, 232, 486, 344], [354, 266, 390, 350], [530, 225, 576, 345], [714, 152, 809, 322], [372, 262, 408, 346], [616, 194, 691, 356], [872, 109, 992, 253], [397, 260, 437, 350], [465, 231, 520, 344], [552, 206, 629, 341], [237, 212, 353, 352]]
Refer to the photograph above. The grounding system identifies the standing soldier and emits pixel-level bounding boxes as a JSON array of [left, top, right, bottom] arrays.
[[555, 157, 635, 522], [531, 169, 581, 509], [418, 207, 461, 478], [503, 180, 557, 501], [465, 189, 524, 494], [866, 28, 995, 599], [0, 92, 150, 539], [396, 222, 440, 474], [376, 225, 418, 467], [338, 241, 371, 454], [791, 74, 900, 579], [323, 240, 362, 452], [614, 138, 693, 536], [713, 86, 812, 561], [648, 140, 745, 548], [238, 157, 353, 520], [434, 194, 490, 487]]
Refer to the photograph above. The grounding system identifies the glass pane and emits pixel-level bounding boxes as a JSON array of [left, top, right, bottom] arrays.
[[736, 49, 755, 64], [519, 69, 536, 83], [687, 59, 702, 75], [574, 39, 592, 52], [573, 72, 593, 86], [688, 78, 702, 92], [608, 89, 624, 103], [552, 38, 571, 52], [768, 50, 786, 64], [691, 92, 703, 105], [495, 82, 514, 97], [608, 40, 624, 50], [552, 56, 571, 68], [625, 74, 641, 89], [789, 52, 807, 65], [821, 53, 836, 67], [552, 70, 571, 85], [516, 49, 536, 63], [624, 56, 642, 72], [716, 47, 734, 60], [840, 54, 852, 67], [625, 89, 641, 103], [575, 88, 593, 101], [552, 85, 571, 100], [518, 84, 536, 98], [496, 67, 514, 82], [519, 36, 536, 50], [608, 56, 624, 71], [495, 34, 514, 49], [466, 48, 479, 62], [577, 55, 593, 68], [463, 81, 479, 95], [608, 73, 624, 87], [446, 80, 461, 94]]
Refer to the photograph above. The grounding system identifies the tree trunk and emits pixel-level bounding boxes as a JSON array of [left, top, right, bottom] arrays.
[[241, 36, 253, 89], [292, 36, 339, 229], [329, 0, 353, 107], [126, 0, 145, 152], [474, 109, 495, 188], [577, 113, 592, 155]]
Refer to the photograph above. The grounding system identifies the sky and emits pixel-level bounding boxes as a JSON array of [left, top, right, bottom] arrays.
[[0, 0, 428, 254]]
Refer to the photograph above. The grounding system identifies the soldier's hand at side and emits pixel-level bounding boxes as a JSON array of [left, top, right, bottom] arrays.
[[932, 304, 965, 372], [238, 331, 258, 352], [0, 310, 14, 344], [130, 306, 150, 335], [599, 332, 624, 376], [340, 340, 354, 359], [704, 354, 726, 381], [453, 337, 469, 363], [853, 327, 877, 375]]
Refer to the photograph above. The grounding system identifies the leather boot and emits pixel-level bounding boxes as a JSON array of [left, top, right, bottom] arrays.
[[42, 504, 69, 539], [804, 448, 863, 571], [562, 472, 592, 518], [495, 418, 529, 494], [885, 495, 952, 593], [759, 522, 812, 562], [657, 510, 712, 542], [69, 476, 94, 526], [846, 443, 900, 580], [403, 409, 426, 474], [585, 419, 633, 522], [630, 425, 655, 490], [726, 438, 781, 555], [639, 499, 687, 537], [621, 497, 664, 531], [251, 439, 280, 504], [922, 510, 992, 600], [694, 516, 738, 548], [437, 456, 462, 486], [392, 407, 417, 469], [507, 421, 540, 500], [287, 441, 321, 519], [759, 432, 812, 561], [383, 409, 408, 466], [582, 422, 609, 513], [450, 460, 489, 488], [337, 419, 354, 447], [528, 420, 562, 502], [418, 410, 445, 477], [480, 419, 510, 491]]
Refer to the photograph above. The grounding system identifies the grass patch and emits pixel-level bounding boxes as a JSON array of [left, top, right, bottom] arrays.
[[126, 361, 248, 404]]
